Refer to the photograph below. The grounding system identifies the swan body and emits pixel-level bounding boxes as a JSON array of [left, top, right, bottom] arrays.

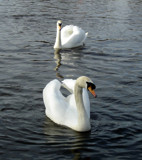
[[43, 76, 96, 132], [54, 20, 88, 49]]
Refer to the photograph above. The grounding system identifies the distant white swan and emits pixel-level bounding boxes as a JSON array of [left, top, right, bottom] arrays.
[[54, 20, 88, 49], [43, 76, 97, 132]]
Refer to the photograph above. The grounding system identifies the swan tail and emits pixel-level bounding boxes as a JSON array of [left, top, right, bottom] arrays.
[[82, 32, 88, 44]]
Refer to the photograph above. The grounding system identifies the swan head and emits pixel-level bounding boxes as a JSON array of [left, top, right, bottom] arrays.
[[57, 20, 62, 31], [76, 76, 97, 98]]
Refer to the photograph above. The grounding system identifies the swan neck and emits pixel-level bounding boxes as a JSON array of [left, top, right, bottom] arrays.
[[74, 83, 89, 127], [54, 28, 61, 49]]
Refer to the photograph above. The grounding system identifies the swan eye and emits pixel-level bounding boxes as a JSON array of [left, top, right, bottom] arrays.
[[58, 23, 62, 26], [87, 82, 96, 90]]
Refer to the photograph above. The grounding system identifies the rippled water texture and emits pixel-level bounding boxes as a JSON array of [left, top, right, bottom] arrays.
[[0, 0, 142, 159]]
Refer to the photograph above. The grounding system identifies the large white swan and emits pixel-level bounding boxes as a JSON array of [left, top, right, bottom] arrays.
[[43, 76, 97, 132], [54, 20, 88, 49]]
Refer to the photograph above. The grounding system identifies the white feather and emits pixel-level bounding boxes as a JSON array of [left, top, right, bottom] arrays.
[[43, 76, 95, 132], [54, 21, 88, 49]]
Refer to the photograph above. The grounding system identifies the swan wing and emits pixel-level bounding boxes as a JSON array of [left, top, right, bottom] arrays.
[[61, 25, 74, 39], [43, 79, 78, 126], [61, 25, 87, 48], [43, 79, 68, 124], [62, 79, 76, 93]]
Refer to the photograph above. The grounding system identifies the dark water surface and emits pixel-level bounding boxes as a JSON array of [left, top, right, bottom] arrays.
[[0, 0, 142, 159]]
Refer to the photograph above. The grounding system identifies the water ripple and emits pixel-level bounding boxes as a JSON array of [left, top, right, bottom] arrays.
[[0, 0, 142, 160]]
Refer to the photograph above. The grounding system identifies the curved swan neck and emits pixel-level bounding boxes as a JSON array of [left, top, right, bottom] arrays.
[[74, 82, 90, 131], [54, 27, 61, 49], [74, 84, 84, 114]]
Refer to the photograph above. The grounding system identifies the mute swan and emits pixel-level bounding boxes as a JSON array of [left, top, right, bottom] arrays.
[[54, 20, 88, 49], [43, 76, 97, 132]]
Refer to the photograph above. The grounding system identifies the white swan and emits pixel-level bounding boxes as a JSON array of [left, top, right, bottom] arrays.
[[43, 76, 97, 132], [54, 20, 88, 49]]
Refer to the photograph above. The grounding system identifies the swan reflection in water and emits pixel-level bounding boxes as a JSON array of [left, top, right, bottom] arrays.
[[54, 49, 64, 78], [44, 118, 91, 160], [54, 47, 85, 79]]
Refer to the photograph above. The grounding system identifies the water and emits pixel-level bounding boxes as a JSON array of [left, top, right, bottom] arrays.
[[0, 0, 142, 159]]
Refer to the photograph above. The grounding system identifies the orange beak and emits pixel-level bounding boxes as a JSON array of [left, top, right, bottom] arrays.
[[88, 86, 97, 98], [58, 25, 61, 31]]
